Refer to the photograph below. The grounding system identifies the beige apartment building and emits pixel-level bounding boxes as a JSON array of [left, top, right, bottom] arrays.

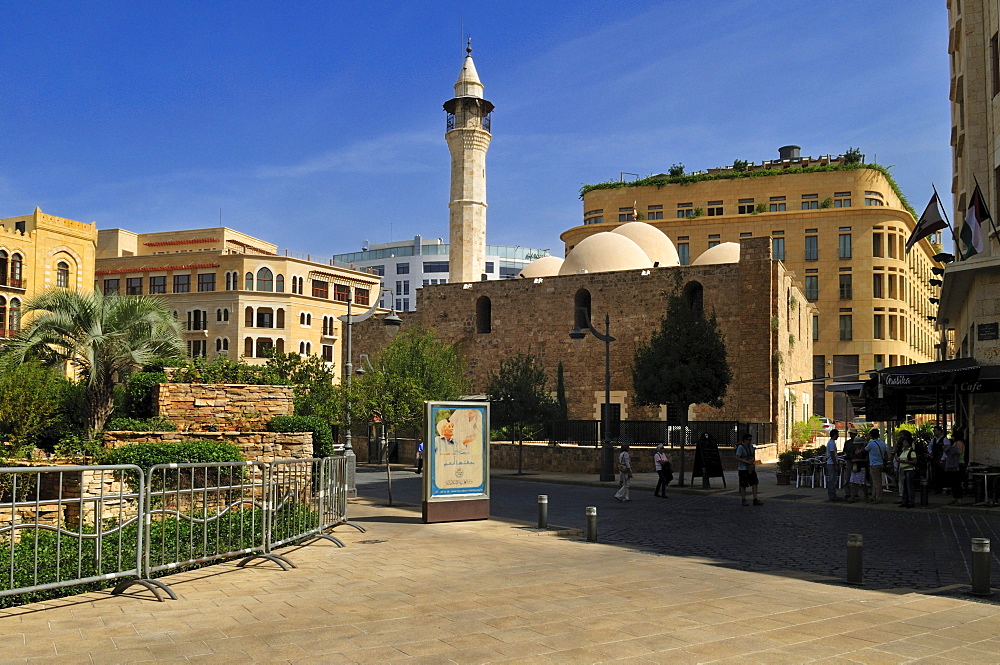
[[566, 154, 943, 422], [96, 227, 382, 373], [0, 207, 98, 334]]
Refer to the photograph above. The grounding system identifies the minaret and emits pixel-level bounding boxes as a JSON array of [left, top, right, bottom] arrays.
[[444, 40, 493, 283]]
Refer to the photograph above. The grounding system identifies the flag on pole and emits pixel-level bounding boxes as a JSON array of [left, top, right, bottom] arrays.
[[959, 184, 989, 260], [905, 192, 949, 253]]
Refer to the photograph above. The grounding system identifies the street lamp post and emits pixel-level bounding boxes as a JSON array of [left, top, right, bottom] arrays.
[[569, 309, 616, 482], [339, 287, 400, 496]]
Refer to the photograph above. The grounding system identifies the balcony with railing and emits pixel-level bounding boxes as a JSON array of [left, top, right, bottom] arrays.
[[0, 277, 27, 292]]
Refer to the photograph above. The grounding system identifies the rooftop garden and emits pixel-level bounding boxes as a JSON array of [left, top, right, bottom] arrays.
[[580, 162, 917, 221]]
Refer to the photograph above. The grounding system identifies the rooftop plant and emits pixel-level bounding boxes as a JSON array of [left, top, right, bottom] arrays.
[[580, 163, 917, 221]]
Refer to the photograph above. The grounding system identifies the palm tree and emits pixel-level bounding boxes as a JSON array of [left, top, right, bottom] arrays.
[[0, 290, 183, 432]]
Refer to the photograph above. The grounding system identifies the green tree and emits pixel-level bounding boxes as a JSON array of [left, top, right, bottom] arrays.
[[555, 361, 568, 421], [0, 291, 183, 433], [732, 159, 748, 172], [354, 328, 468, 433], [668, 163, 685, 176], [844, 146, 863, 164], [632, 277, 733, 486], [486, 353, 557, 474], [0, 362, 72, 456]]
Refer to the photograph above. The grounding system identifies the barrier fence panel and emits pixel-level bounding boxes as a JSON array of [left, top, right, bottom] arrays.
[[0, 464, 167, 604], [144, 461, 284, 592], [322, 456, 366, 534], [267, 458, 345, 553]]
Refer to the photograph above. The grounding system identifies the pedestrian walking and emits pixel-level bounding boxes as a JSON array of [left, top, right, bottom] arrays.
[[929, 426, 949, 494], [897, 434, 917, 508], [848, 442, 869, 503], [735, 434, 762, 506], [865, 429, 889, 503], [825, 428, 841, 501], [944, 429, 967, 505], [415, 440, 424, 474], [653, 444, 671, 498], [614, 444, 632, 502]]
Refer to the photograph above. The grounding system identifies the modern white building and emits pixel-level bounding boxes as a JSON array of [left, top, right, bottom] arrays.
[[331, 235, 550, 311]]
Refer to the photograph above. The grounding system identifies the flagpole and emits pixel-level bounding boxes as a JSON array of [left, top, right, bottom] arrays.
[[972, 175, 1000, 244], [931, 183, 958, 244]]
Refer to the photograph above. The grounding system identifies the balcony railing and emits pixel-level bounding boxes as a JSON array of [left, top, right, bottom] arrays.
[[0, 277, 26, 291]]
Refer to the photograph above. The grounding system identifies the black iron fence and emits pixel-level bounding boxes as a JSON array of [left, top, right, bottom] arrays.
[[544, 420, 774, 446]]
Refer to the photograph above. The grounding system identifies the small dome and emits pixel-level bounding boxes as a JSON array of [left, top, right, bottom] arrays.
[[692, 242, 740, 265], [558, 232, 653, 276], [611, 222, 680, 267], [518, 256, 564, 278]]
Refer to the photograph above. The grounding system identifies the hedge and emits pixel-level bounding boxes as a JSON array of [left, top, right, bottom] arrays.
[[268, 416, 334, 457]]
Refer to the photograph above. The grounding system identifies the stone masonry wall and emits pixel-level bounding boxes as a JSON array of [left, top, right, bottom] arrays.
[[350, 237, 813, 444], [155, 383, 294, 431], [103, 431, 314, 464]]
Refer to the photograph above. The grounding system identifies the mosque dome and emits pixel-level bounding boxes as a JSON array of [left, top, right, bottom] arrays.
[[692, 242, 740, 265], [558, 232, 653, 276], [611, 222, 680, 267], [518, 256, 564, 278]]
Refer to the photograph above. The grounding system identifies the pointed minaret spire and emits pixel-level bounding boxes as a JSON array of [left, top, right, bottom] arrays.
[[444, 46, 493, 283]]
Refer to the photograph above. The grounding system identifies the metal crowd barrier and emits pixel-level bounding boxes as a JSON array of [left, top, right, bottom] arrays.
[[0, 456, 354, 606], [0, 465, 168, 603], [322, 456, 366, 534]]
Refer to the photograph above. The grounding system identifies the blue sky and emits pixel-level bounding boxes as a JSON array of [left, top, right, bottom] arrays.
[[2, 1, 950, 258]]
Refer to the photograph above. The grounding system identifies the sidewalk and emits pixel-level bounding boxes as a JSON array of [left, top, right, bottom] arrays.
[[487, 464, 1000, 516], [3, 497, 999, 663]]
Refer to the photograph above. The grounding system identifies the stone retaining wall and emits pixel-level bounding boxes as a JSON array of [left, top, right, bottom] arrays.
[[103, 431, 314, 463], [155, 383, 294, 431]]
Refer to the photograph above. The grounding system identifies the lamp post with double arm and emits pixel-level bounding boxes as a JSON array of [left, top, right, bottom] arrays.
[[338, 287, 400, 496], [569, 309, 616, 482]]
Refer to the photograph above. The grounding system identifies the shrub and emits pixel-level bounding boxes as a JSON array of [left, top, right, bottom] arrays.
[[120, 371, 167, 419], [777, 450, 800, 474], [268, 416, 334, 457], [106, 416, 177, 432], [99, 441, 245, 491]]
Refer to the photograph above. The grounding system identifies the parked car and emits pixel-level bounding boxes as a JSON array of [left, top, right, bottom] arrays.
[[817, 417, 834, 434]]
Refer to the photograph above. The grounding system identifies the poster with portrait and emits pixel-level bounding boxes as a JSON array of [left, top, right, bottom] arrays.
[[423, 401, 489, 521]]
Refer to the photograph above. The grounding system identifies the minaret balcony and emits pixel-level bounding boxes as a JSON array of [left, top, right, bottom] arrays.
[[446, 112, 491, 132]]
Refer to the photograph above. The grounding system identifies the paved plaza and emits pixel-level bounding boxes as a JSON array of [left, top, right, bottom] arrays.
[[1, 468, 1000, 663]]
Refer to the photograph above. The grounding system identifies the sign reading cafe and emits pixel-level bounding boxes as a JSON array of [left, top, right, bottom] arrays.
[[422, 401, 490, 523]]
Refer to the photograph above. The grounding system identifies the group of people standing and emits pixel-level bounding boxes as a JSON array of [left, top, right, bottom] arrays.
[[826, 425, 969, 506]]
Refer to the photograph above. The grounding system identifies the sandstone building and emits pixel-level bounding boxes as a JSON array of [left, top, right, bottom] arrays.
[[567, 154, 943, 423], [95, 226, 381, 372], [0, 207, 98, 333], [352, 236, 815, 446]]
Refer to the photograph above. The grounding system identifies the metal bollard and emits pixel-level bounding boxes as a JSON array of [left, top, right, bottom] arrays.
[[586, 506, 597, 542], [847, 533, 863, 585], [920, 477, 929, 506], [537, 495, 548, 529], [971, 538, 992, 596]]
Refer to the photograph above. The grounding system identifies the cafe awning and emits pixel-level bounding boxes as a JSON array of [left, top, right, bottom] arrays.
[[858, 358, 1000, 420]]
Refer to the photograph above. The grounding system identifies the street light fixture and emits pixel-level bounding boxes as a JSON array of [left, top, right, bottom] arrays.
[[338, 287, 399, 496], [569, 308, 617, 482]]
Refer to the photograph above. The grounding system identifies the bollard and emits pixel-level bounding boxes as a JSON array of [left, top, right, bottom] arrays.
[[586, 506, 597, 542], [846, 533, 863, 585], [537, 495, 548, 529], [971, 538, 992, 596], [920, 476, 929, 506]]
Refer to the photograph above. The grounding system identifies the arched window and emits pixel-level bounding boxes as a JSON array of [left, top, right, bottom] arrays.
[[275, 338, 284, 354], [216, 338, 223, 353], [245, 337, 254, 357], [0, 297, 6, 335], [223, 308, 229, 322], [276, 308, 285, 328], [245, 272, 253, 290], [245, 306, 254, 327], [322, 316, 329, 335], [222, 338, 229, 351], [299, 341, 305, 355], [10, 254, 22, 288], [683, 281, 704, 314], [305, 342, 311, 354], [275, 274, 284, 292], [300, 312, 305, 325], [8, 299, 19, 333], [225, 272, 232, 290], [574, 289, 592, 329], [56, 261, 70, 288], [256, 267, 273, 292], [306, 313, 311, 325], [0, 251, 8, 286], [476, 296, 492, 334], [216, 309, 223, 322]]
